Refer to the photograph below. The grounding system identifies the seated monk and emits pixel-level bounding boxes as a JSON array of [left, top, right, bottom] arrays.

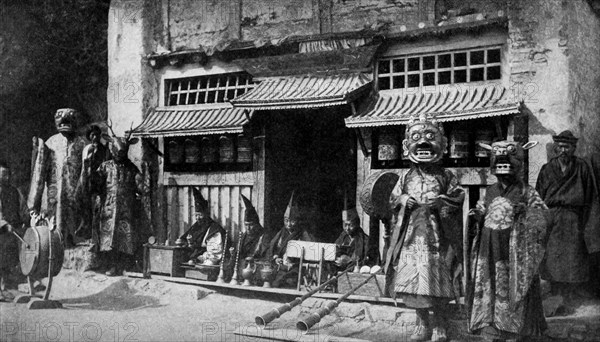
[[268, 191, 315, 287], [334, 198, 373, 270], [179, 187, 226, 265]]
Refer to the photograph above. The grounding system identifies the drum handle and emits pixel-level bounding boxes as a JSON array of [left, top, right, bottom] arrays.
[[43, 225, 54, 301]]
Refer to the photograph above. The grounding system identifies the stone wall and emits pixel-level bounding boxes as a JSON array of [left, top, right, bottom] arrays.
[[567, 0, 600, 157], [507, 0, 572, 184]]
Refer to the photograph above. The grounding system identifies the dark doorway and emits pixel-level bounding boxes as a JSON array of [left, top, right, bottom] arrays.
[[262, 107, 357, 242]]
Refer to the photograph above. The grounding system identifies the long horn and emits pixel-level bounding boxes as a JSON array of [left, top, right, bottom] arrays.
[[296, 272, 376, 333], [107, 118, 117, 137], [255, 263, 356, 328], [126, 121, 134, 141]]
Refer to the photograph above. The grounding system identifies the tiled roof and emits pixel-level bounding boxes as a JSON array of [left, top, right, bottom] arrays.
[[231, 73, 372, 110], [345, 84, 520, 128], [132, 104, 251, 137]]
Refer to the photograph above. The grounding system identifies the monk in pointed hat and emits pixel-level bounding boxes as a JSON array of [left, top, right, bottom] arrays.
[[267, 191, 315, 287], [238, 194, 268, 261], [180, 187, 227, 265], [334, 192, 373, 270]]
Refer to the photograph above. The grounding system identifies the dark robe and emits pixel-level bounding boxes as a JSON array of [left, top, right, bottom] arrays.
[[267, 227, 315, 287], [76, 142, 111, 237], [239, 228, 268, 260], [267, 227, 315, 259], [334, 228, 370, 266], [535, 157, 594, 282], [469, 181, 548, 339], [0, 184, 26, 269], [180, 218, 226, 261]]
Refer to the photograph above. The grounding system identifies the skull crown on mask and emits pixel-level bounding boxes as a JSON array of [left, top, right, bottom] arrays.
[[402, 114, 447, 164], [478, 140, 538, 176]]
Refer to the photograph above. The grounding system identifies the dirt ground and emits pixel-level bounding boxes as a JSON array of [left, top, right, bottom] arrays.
[[0, 271, 599, 342]]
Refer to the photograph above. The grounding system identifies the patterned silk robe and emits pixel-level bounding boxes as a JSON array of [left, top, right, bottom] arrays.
[[469, 182, 547, 337], [385, 165, 464, 305], [28, 134, 87, 239], [95, 160, 150, 255]]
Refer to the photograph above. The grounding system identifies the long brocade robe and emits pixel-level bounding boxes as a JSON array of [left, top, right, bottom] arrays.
[[469, 182, 548, 338], [385, 165, 464, 307], [535, 157, 594, 282], [28, 134, 87, 241], [95, 160, 150, 255]]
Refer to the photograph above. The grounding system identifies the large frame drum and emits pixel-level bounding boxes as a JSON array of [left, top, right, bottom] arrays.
[[19, 225, 63, 280]]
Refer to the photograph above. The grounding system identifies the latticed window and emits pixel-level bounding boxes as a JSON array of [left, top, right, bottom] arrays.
[[165, 73, 255, 106], [377, 46, 502, 90]]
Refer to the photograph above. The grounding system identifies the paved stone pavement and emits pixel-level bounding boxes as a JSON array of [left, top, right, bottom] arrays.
[[0, 271, 598, 341]]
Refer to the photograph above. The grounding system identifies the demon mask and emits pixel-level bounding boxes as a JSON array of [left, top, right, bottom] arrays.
[[106, 120, 139, 163], [54, 108, 79, 134], [402, 113, 447, 164], [478, 140, 538, 176]]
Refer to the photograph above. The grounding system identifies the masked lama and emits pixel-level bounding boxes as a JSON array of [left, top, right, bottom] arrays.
[[92, 123, 151, 276], [384, 113, 464, 342], [267, 191, 315, 287], [334, 193, 372, 270], [179, 188, 227, 266], [28, 109, 88, 266], [469, 140, 548, 341]]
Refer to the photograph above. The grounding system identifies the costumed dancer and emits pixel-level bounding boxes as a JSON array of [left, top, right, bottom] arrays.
[[469, 139, 548, 341], [385, 113, 464, 342], [94, 126, 150, 276], [28, 108, 87, 250]]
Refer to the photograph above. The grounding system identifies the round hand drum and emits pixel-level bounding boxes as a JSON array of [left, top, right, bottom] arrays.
[[15, 224, 64, 309], [19, 225, 63, 279]]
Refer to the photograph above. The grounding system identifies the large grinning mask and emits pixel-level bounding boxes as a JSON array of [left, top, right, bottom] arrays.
[[54, 108, 79, 133], [402, 114, 447, 164], [478, 140, 538, 176]]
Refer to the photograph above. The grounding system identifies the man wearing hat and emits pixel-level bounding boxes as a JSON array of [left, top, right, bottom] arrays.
[[536, 130, 595, 298], [238, 195, 268, 261], [75, 124, 111, 239], [180, 188, 227, 265], [334, 194, 372, 270], [267, 191, 315, 287]]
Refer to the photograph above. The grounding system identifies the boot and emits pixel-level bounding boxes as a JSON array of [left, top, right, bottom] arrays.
[[410, 309, 431, 341]]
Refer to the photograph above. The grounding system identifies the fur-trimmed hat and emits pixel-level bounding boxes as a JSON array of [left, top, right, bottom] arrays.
[[552, 130, 578, 145]]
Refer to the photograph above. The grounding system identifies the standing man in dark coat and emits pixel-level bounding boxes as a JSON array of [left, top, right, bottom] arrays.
[[535, 130, 595, 298], [180, 188, 226, 266], [0, 160, 27, 301]]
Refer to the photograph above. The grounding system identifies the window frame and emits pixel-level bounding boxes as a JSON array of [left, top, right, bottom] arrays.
[[164, 72, 255, 106], [376, 45, 503, 91]]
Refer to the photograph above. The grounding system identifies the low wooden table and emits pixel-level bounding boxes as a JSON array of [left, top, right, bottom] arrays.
[[143, 244, 189, 278]]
